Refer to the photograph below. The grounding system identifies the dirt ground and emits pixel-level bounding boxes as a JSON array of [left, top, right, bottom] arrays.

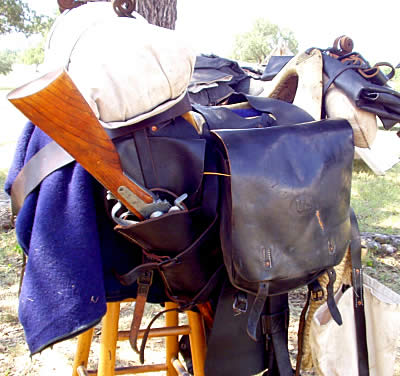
[[1, 228, 399, 375]]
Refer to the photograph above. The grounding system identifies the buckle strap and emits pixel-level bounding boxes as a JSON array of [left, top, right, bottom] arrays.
[[129, 270, 153, 354], [116, 262, 161, 286], [326, 267, 343, 325], [247, 282, 269, 341]]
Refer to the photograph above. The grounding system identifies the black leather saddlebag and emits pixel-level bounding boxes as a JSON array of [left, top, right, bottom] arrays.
[[107, 115, 223, 304], [108, 96, 314, 305], [212, 118, 355, 338]]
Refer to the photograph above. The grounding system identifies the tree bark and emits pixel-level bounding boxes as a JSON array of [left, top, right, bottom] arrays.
[[58, 0, 178, 30], [134, 0, 177, 30]]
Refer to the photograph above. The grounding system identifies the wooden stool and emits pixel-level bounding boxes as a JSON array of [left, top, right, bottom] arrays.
[[72, 301, 206, 376]]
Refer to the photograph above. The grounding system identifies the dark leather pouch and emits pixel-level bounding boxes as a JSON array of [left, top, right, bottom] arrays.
[[212, 118, 355, 336], [109, 116, 207, 201], [116, 208, 222, 303], [108, 114, 223, 303], [158, 214, 222, 302], [213, 118, 354, 294], [115, 208, 201, 253]]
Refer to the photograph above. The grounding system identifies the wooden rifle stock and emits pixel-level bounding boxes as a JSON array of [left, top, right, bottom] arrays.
[[7, 68, 155, 220]]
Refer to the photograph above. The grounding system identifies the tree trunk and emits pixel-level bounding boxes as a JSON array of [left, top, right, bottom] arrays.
[[134, 0, 177, 30], [58, 0, 178, 30]]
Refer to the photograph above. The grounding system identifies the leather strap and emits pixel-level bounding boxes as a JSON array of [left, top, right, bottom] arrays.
[[247, 282, 269, 341], [105, 93, 192, 140], [350, 210, 370, 376], [326, 268, 343, 325], [10, 141, 74, 216], [139, 306, 181, 364], [133, 128, 159, 188], [323, 63, 364, 94], [137, 265, 224, 364], [117, 262, 160, 286], [129, 270, 153, 354], [262, 294, 293, 376]]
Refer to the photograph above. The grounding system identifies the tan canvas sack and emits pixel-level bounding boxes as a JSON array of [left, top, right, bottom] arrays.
[[310, 274, 400, 376], [43, 2, 195, 129], [324, 79, 378, 148]]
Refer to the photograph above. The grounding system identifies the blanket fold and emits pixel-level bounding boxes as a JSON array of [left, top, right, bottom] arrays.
[[5, 122, 165, 354]]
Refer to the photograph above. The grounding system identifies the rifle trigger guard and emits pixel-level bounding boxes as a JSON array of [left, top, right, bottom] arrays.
[[110, 201, 139, 226], [118, 185, 172, 219]]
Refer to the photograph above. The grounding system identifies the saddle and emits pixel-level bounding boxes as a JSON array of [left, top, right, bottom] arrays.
[[7, 4, 373, 374], [8, 77, 370, 376], [104, 95, 369, 374]]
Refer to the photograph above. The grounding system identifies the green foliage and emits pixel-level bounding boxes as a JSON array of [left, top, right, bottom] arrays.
[[351, 157, 400, 234], [18, 38, 45, 66], [379, 65, 400, 91], [391, 68, 400, 92], [0, 0, 53, 36], [0, 49, 17, 75], [232, 18, 298, 63]]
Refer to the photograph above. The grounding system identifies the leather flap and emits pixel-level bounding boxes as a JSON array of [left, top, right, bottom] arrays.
[[212, 119, 354, 288]]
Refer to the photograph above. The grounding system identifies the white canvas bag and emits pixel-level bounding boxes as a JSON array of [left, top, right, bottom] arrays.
[[310, 274, 400, 375], [43, 2, 195, 129]]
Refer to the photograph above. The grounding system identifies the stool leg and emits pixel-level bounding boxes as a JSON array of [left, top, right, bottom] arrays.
[[98, 302, 121, 376], [187, 310, 206, 376], [72, 328, 94, 376], [165, 302, 179, 376]]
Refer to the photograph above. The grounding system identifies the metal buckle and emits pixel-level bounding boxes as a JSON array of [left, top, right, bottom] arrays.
[[137, 271, 153, 295], [138, 270, 153, 286], [233, 292, 248, 315], [311, 287, 324, 301]]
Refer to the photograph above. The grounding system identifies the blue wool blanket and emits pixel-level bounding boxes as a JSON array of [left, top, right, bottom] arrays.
[[5, 122, 165, 354]]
